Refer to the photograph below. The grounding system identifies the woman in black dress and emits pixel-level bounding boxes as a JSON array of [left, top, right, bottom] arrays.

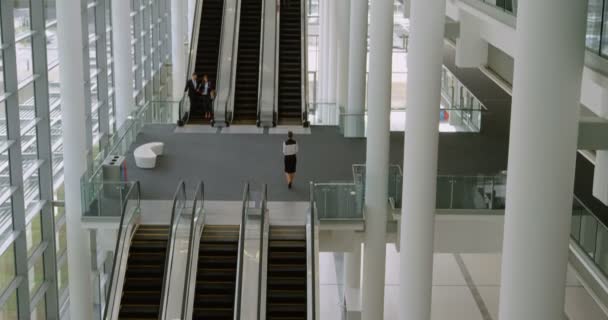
[[283, 131, 298, 189]]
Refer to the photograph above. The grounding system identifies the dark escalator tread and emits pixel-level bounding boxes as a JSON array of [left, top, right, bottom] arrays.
[[233, 0, 263, 123], [192, 0, 225, 123], [193, 225, 240, 319], [267, 226, 307, 320], [118, 225, 170, 319], [278, 0, 303, 124]]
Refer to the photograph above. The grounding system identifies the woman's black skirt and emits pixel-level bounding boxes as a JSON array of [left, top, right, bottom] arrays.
[[284, 155, 297, 173]]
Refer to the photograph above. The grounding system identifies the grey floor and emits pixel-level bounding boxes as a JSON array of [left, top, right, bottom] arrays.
[[125, 44, 512, 201]]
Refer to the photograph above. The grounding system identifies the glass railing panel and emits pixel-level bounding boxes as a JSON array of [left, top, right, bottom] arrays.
[[478, 0, 517, 14], [313, 183, 364, 220], [101, 181, 141, 320], [594, 223, 608, 275], [388, 165, 403, 209], [82, 181, 136, 218], [307, 103, 339, 126]]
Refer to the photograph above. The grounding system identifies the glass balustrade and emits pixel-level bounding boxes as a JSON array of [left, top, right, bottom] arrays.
[[80, 100, 174, 213], [313, 183, 364, 220]]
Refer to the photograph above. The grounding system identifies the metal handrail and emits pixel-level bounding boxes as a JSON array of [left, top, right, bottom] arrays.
[[221, 0, 243, 125], [233, 183, 250, 320], [307, 182, 317, 320], [272, 0, 281, 126], [179, 0, 204, 123], [257, 184, 269, 319], [102, 181, 141, 320], [256, 0, 269, 124], [181, 181, 205, 319], [159, 181, 188, 319], [301, 0, 310, 125]]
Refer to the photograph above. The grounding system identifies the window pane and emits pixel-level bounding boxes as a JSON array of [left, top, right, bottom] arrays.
[[26, 213, 42, 257], [31, 297, 46, 320], [88, 7, 96, 38], [46, 25, 59, 66], [57, 260, 68, 293], [15, 37, 33, 84], [44, 0, 57, 23], [56, 221, 66, 255], [0, 50, 5, 97], [29, 256, 44, 294], [0, 243, 15, 292], [0, 291, 18, 319], [14, 0, 31, 37]]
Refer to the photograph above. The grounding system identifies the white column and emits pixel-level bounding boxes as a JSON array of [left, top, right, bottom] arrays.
[[361, 0, 393, 318], [593, 151, 608, 205], [318, 0, 329, 103], [498, 0, 587, 319], [336, 0, 350, 111], [112, 0, 136, 129], [399, 0, 446, 319], [327, 0, 338, 104], [171, 0, 187, 119], [56, 1, 94, 319], [345, 243, 361, 289], [345, 0, 368, 137]]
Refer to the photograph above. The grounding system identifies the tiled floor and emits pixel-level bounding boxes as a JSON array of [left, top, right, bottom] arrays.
[[320, 245, 608, 320]]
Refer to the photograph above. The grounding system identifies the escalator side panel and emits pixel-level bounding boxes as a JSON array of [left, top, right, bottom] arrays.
[[191, 0, 225, 123], [233, 0, 264, 123], [119, 225, 170, 319], [266, 226, 307, 319], [193, 225, 240, 319], [277, 0, 303, 124]]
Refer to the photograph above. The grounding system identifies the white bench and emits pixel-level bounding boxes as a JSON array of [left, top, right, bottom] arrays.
[[134, 142, 164, 169]]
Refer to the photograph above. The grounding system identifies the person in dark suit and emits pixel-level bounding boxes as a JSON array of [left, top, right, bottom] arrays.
[[200, 74, 214, 119], [184, 72, 202, 113]]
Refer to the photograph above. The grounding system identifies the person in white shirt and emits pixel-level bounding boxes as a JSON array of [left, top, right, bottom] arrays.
[[283, 131, 298, 189]]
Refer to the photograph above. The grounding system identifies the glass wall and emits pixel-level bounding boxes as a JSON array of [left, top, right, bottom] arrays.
[[0, 0, 172, 319]]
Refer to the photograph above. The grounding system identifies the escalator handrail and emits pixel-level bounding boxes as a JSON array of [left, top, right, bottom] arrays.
[[159, 181, 188, 319], [257, 184, 270, 319], [255, 0, 271, 123], [307, 181, 317, 320], [301, 0, 310, 124], [215, 0, 242, 125], [182, 0, 204, 123], [103, 181, 141, 320], [181, 181, 205, 319], [233, 182, 250, 320]]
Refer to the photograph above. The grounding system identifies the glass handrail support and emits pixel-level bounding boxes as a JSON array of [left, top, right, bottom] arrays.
[[81, 100, 174, 214], [180, 0, 204, 123], [307, 182, 319, 319], [257, 184, 269, 319], [181, 181, 205, 319], [233, 183, 250, 319], [159, 181, 188, 319], [102, 181, 141, 320], [213, 0, 241, 126]]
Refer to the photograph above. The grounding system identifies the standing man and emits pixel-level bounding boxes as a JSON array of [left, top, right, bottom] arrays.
[[200, 74, 214, 120], [184, 72, 202, 115]]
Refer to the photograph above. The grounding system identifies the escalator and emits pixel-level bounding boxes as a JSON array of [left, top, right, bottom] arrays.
[[233, 0, 263, 123], [193, 225, 240, 319], [118, 225, 169, 319], [190, 0, 225, 123], [277, 0, 303, 124], [266, 226, 307, 319]]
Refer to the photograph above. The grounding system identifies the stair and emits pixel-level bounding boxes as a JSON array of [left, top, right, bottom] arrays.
[[191, 0, 225, 124], [233, 0, 263, 123], [193, 225, 240, 320], [278, 0, 303, 124], [118, 225, 170, 319], [266, 226, 307, 320]]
